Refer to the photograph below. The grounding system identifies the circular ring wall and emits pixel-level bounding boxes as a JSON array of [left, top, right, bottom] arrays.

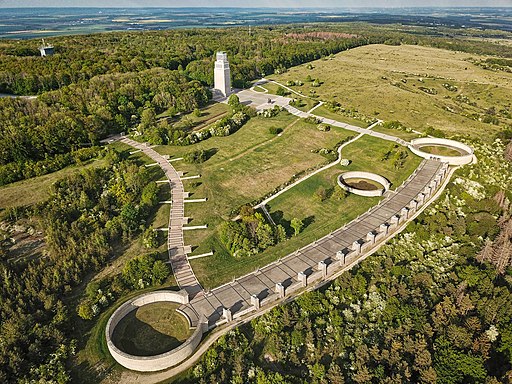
[[337, 171, 391, 197], [106, 290, 207, 372], [408, 138, 474, 165]]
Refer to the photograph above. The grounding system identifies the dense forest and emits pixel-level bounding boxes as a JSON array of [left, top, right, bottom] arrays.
[[1, 25, 512, 186], [0, 68, 209, 185], [177, 138, 512, 384], [0, 28, 374, 95], [0, 151, 165, 383]]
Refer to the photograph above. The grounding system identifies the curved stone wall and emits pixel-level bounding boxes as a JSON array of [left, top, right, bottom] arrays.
[[408, 138, 474, 165], [337, 171, 391, 197], [106, 289, 207, 372]]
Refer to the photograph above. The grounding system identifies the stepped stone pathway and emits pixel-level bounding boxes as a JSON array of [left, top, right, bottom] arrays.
[[179, 159, 444, 327], [120, 138, 203, 298]]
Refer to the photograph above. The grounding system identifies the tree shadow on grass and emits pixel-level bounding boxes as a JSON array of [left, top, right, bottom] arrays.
[[71, 360, 115, 384], [205, 147, 218, 161], [303, 215, 315, 229], [270, 210, 291, 233], [269, 209, 315, 236]]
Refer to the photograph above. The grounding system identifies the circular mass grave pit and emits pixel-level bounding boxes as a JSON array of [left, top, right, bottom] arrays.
[[111, 301, 191, 357], [408, 138, 474, 165], [337, 171, 391, 197], [106, 290, 207, 372]]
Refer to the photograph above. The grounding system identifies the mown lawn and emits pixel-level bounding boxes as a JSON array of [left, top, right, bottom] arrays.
[[186, 133, 423, 289]]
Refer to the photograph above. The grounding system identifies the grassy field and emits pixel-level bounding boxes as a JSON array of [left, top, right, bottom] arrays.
[[341, 135, 423, 187], [186, 134, 422, 289], [312, 104, 370, 128], [156, 112, 354, 219], [111, 302, 191, 356], [0, 158, 106, 210], [268, 44, 512, 138], [172, 102, 230, 132], [258, 81, 282, 95], [149, 112, 355, 286]]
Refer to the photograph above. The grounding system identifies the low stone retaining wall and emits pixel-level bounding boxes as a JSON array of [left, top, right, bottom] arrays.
[[337, 171, 391, 197], [408, 138, 474, 165], [106, 289, 208, 372]]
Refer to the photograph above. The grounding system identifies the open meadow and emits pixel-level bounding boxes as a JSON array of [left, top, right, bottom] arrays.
[[268, 44, 512, 138], [0, 158, 107, 209]]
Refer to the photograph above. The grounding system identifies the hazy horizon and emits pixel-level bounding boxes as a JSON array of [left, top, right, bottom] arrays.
[[2, 1, 512, 9]]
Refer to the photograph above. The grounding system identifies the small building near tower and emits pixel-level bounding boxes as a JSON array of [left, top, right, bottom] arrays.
[[214, 51, 231, 97], [39, 39, 54, 57]]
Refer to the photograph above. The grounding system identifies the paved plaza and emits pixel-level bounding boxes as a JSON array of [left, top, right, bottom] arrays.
[[235, 83, 407, 146]]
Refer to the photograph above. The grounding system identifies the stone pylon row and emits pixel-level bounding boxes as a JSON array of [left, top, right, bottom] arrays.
[[217, 162, 449, 325]]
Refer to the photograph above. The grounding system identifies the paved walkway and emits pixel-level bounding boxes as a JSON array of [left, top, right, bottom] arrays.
[[180, 159, 446, 327], [120, 138, 203, 298], [284, 104, 407, 145], [236, 84, 407, 146], [255, 119, 381, 210]]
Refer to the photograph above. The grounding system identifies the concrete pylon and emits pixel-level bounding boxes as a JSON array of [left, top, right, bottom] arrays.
[[379, 223, 389, 235], [275, 282, 285, 298], [336, 249, 347, 263], [318, 261, 327, 278], [366, 231, 376, 244], [298, 271, 307, 287], [251, 294, 260, 310], [222, 307, 233, 322], [214, 51, 231, 97], [352, 240, 362, 254], [400, 207, 410, 221]]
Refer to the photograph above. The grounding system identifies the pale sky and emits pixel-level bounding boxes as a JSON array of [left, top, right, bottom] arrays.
[[1, 0, 511, 8]]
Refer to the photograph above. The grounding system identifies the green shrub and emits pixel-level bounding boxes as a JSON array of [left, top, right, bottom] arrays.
[[184, 149, 208, 163], [269, 127, 283, 135]]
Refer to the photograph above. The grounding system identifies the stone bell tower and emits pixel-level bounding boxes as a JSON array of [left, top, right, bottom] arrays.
[[214, 51, 231, 97]]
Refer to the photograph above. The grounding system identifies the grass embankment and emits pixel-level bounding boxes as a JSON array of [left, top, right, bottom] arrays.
[[157, 102, 230, 132], [268, 44, 512, 138], [0, 158, 106, 210]]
